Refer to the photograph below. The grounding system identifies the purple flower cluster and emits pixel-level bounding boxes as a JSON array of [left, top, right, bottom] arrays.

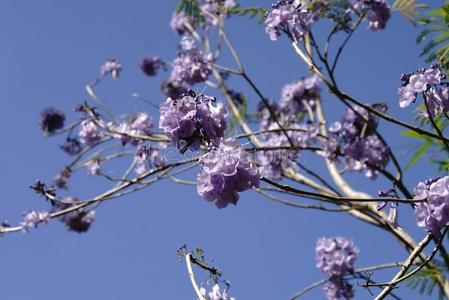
[[140, 56, 162, 76], [170, 36, 212, 86], [110, 112, 153, 146], [78, 119, 101, 145], [265, 0, 315, 42], [134, 143, 166, 175], [161, 79, 188, 99], [316, 237, 359, 300], [258, 122, 318, 180], [197, 139, 260, 208], [326, 106, 389, 179], [86, 159, 101, 175], [351, 0, 390, 31], [398, 65, 448, 117], [39, 107, 65, 134], [199, 284, 235, 300], [58, 197, 96, 233], [170, 11, 193, 35], [101, 59, 122, 79], [201, 0, 237, 27], [414, 176, 449, 237], [20, 210, 50, 232], [60, 137, 82, 155], [159, 91, 227, 152], [280, 75, 320, 114]]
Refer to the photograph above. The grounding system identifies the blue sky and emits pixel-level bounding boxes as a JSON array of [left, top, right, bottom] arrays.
[[0, 1, 444, 299]]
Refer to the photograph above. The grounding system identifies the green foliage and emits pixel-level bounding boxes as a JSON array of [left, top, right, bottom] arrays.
[[176, 0, 203, 24], [401, 113, 449, 170], [416, 2, 449, 72], [405, 261, 447, 299], [229, 6, 266, 24], [392, 0, 429, 26]]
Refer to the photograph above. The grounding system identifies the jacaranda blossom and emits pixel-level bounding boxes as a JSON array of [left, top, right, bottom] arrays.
[[398, 65, 448, 117], [316, 237, 358, 300], [39, 107, 65, 134], [413, 176, 449, 237], [197, 139, 260, 208], [199, 284, 235, 300], [170, 36, 212, 86], [159, 91, 227, 152], [265, 0, 315, 42], [101, 59, 122, 79]]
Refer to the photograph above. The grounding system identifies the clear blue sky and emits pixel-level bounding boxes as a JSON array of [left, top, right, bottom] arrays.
[[0, 1, 443, 299]]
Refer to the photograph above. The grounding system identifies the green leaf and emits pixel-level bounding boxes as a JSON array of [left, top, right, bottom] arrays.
[[405, 140, 432, 169], [229, 6, 266, 23]]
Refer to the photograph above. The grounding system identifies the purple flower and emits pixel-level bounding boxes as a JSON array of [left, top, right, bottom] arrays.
[[79, 119, 101, 145], [316, 236, 358, 300], [199, 284, 235, 300], [170, 36, 212, 86], [351, 0, 390, 31], [20, 210, 50, 232], [265, 0, 314, 42], [134, 143, 166, 175], [159, 91, 227, 152], [110, 113, 153, 145], [398, 84, 416, 108], [170, 11, 193, 35], [326, 106, 388, 179], [258, 122, 318, 180], [323, 277, 354, 300], [39, 107, 65, 134], [200, 0, 237, 27], [398, 65, 449, 116], [60, 138, 83, 155], [366, 0, 390, 31], [280, 75, 320, 114], [101, 59, 122, 79], [197, 139, 260, 208], [57, 197, 96, 233], [414, 176, 449, 236], [86, 159, 101, 175], [140, 56, 162, 76], [316, 236, 359, 277], [53, 167, 71, 190], [161, 79, 188, 99]]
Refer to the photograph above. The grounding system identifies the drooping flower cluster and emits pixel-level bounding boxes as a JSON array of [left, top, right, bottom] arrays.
[[57, 197, 96, 233], [140, 56, 162, 76], [134, 143, 166, 175], [413, 176, 449, 237], [316, 237, 359, 300], [197, 139, 260, 208], [110, 112, 153, 146], [280, 74, 320, 114], [199, 284, 235, 300], [326, 106, 389, 179], [170, 36, 212, 86], [20, 210, 50, 232], [265, 0, 315, 42], [378, 188, 400, 229], [86, 159, 101, 175], [60, 137, 83, 155], [39, 107, 65, 134], [170, 11, 193, 35], [201, 0, 237, 27], [352, 0, 391, 31], [79, 119, 102, 145], [159, 90, 227, 152], [101, 58, 122, 79], [258, 122, 318, 180], [398, 65, 448, 117]]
